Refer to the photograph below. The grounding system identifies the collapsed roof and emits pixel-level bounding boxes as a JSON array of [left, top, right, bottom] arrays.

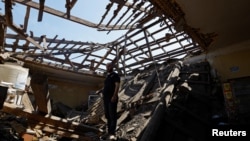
[[1, 60, 217, 140], [0, 0, 216, 76]]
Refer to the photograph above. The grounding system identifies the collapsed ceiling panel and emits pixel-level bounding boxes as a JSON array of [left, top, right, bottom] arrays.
[[0, 0, 215, 76]]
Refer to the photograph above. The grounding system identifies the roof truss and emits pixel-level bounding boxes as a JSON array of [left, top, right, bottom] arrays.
[[0, 0, 216, 75]]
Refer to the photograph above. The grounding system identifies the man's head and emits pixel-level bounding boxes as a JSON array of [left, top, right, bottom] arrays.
[[106, 62, 114, 73]]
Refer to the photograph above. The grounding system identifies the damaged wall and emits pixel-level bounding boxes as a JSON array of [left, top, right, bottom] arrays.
[[48, 78, 103, 108], [184, 39, 250, 81]]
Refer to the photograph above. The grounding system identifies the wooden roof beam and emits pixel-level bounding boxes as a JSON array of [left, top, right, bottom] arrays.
[[93, 47, 114, 71], [97, 2, 114, 27], [145, 29, 167, 54], [14, 54, 89, 70], [116, 17, 162, 45], [0, 10, 46, 52], [0, 17, 6, 52], [65, 0, 77, 18], [13, 0, 137, 30], [124, 34, 187, 62], [80, 52, 91, 69], [4, 0, 13, 25], [5, 34, 95, 46], [111, 0, 149, 13], [9, 24, 45, 51], [23, 6, 30, 32], [111, 0, 138, 29], [64, 53, 75, 69], [105, 0, 126, 27], [38, 0, 45, 22]]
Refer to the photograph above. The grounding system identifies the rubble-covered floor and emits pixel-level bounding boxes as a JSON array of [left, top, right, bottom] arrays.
[[1, 60, 249, 141]]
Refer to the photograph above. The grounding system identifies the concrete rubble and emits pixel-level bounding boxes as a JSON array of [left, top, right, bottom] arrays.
[[0, 60, 228, 141]]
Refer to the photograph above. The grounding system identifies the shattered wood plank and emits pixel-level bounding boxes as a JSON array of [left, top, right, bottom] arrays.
[[2, 102, 103, 135]]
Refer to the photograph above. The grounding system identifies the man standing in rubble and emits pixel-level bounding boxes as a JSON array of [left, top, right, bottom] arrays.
[[102, 62, 120, 140]]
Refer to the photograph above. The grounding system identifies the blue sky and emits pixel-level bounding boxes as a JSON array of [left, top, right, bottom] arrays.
[[0, 0, 188, 70], [0, 0, 126, 43]]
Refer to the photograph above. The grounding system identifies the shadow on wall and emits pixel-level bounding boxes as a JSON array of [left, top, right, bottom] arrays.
[[184, 40, 250, 81]]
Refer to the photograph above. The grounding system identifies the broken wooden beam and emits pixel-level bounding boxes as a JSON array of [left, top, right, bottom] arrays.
[[0, 17, 45, 51], [4, 0, 13, 25], [38, 0, 45, 21], [1, 102, 103, 139], [13, 0, 137, 30], [0, 19, 7, 52]]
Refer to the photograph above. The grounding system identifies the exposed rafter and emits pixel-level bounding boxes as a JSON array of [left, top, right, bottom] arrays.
[[1, 0, 215, 76], [13, 0, 138, 30]]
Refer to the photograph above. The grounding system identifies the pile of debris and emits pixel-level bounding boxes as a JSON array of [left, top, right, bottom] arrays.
[[0, 60, 225, 141], [80, 60, 224, 141], [0, 111, 69, 141]]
